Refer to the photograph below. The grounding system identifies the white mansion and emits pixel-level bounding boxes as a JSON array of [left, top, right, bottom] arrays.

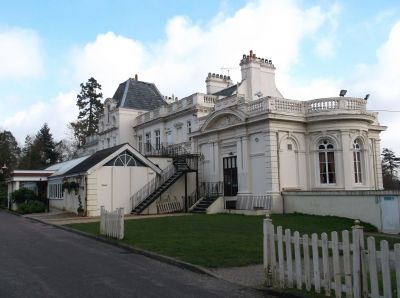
[[82, 50, 385, 209], [9, 51, 399, 233]]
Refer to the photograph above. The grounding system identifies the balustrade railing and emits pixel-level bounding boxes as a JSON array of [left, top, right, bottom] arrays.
[[245, 96, 367, 116]]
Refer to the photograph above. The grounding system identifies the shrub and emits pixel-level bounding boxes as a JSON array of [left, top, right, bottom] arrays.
[[11, 188, 37, 204], [17, 200, 46, 214]]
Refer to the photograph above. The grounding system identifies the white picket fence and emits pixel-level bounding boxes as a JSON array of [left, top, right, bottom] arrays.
[[100, 206, 124, 240], [263, 216, 400, 297]]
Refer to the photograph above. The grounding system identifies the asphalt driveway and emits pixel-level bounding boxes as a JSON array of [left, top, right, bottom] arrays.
[[0, 210, 268, 298]]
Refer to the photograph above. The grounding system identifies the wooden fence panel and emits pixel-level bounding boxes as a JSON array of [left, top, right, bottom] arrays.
[[269, 223, 277, 286], [342, 230, 352, 297], [321, 232, 331, 296], [285, 229, 293, 288], [312, 233, 321, 293], [352, 227, 361, 298], [331, 231, 341, 298], [303, 234, 312, 291], [381, 240, 392, 298], [395, 243, 400, 298], [263, 219, 400, 298], [293, 231, 302, 290], [100, 206, 124, 240], [277, 226, 285, 288], [367, 237, 379, 298]]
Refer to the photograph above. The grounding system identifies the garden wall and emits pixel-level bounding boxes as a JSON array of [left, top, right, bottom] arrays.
[[282, 190, 400, 234]]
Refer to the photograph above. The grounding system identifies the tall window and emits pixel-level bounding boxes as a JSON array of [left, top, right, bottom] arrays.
[[187, 121, 192, 134], [353, 139, 362, 183], [155, 130, 161, 150], [318, 139, 336, 184], [145, 132, 151, 153], [138, 135, 142, 153]]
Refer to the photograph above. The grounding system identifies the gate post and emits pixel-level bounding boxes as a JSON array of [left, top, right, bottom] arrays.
[[264, 213, 273, 286], [352, 219, 365, 297]]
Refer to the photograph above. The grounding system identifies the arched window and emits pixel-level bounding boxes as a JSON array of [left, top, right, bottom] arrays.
[[107, 105, 111, 123], [318, 139, 336, 184], [113, 153, 137, 166], [353, 139, 363, 183]]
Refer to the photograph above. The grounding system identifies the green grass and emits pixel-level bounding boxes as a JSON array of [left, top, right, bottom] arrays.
[[66, 213, 384, 268]]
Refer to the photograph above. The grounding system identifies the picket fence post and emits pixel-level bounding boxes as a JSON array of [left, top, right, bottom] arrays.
[[263, 214, 273, 287]]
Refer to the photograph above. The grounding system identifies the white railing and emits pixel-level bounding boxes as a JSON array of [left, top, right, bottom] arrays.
[[130, 164, 176, 210], [100, 206, 124, 240], [156, 200, 182, 214], [134, 93, 217, 126], [236, 195, 272, 210], [264, 217, 400, 297], [245, 97, 367, 117]]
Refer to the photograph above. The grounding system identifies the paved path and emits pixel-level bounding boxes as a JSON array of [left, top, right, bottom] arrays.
[[24, 209, 189, 225], [0, 211, 269, 298]]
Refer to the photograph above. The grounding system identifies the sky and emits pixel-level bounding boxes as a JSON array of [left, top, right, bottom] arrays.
[[1, 0, 400, 154]]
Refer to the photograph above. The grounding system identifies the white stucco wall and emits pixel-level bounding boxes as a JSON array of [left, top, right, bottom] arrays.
[[90, 166, 156, 216], [283, 191, 400, 233]]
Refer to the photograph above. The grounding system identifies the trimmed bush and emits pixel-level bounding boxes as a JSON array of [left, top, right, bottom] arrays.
[[11, 188, 37, 204], [17, 200, 46, 214]]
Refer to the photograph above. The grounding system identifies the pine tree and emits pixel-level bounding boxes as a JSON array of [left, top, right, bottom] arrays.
[[381, 148, 400, 190], [71, 77, 103, 147], [18, 124, 60, 169], [0, 130, 21, 171], [34, 123, 60, 166]]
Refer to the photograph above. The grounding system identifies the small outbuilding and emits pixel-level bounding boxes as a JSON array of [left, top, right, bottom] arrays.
[[7, 143, 162, 216]]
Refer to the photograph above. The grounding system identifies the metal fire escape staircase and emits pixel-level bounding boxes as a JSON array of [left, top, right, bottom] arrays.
[[130, 145, 198, 214]]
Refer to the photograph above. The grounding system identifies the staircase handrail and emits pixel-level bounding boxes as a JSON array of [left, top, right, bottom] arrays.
[[188, 189, 201, 211], [130, 163, 176, 210]]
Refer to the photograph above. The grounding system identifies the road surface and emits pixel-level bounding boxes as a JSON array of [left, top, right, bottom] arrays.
[[0, 211, 269, 298]]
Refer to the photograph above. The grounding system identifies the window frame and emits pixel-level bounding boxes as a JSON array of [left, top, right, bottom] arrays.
[[317, 139, 336, 185], [353, 139, 363, 184]]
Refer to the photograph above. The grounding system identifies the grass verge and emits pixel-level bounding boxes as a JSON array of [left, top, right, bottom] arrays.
[[66, 213, 387, 268]]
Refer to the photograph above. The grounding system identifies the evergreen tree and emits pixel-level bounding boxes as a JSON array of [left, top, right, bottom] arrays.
[[71, 77, 103, 147], [381, 148, 400, 190], [18, 124, 60, 169], [0, 130, 21, 170], [0, 130, 20, 206], [34, 123, 60, 166]]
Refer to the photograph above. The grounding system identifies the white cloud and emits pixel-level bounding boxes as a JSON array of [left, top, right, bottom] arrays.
[[0, 27, 44, 79], [68, 0, 336, 99], [1, 91, 77, 143], [70, 32, 146, 97]]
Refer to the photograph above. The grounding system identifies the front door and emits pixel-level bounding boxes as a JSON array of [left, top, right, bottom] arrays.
[[223, 156, 238, 196]]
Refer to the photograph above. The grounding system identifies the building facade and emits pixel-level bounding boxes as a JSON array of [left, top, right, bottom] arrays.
[[125, 51, 385, 212]]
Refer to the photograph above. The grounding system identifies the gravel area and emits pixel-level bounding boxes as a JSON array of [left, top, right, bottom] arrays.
[[211, 264, 265, 287]]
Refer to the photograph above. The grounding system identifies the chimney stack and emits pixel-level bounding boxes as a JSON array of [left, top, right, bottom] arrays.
[[239, 50, 281, 100]]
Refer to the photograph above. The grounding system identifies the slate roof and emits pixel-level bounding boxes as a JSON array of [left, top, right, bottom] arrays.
[[213, 84, 237, 97], [63, 144, 126, 176], [112, 78, 167, 110]]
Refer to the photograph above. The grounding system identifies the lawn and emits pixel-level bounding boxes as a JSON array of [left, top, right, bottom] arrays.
[[66, 213, 385, 268]]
